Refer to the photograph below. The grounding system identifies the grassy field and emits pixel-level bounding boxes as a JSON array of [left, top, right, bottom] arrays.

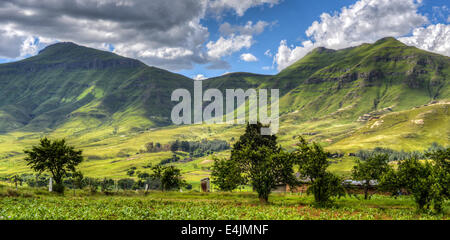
[[0, 102, 447, 185], [0, 185, 448, 220]]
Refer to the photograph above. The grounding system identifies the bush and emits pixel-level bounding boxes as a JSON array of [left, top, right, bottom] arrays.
[[118, 179, 135, 190], [53, 183, 65, 194], [150, 165, 185, 191]]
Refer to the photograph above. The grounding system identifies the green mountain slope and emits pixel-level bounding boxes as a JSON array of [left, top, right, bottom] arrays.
[[0, 38, 448, 134], [207, 37, 449, 122], [0, 42, 193, 133], [278, 37, 449, 120], [0, 37, 448, 180]]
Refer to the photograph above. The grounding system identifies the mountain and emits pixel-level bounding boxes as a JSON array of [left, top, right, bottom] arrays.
[[0, 38, 448, 135], [0, 42, 193, 133], [208, 37, 449, 122]]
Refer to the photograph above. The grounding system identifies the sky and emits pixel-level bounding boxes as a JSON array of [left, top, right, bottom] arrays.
[[0, 0, 448, 80]]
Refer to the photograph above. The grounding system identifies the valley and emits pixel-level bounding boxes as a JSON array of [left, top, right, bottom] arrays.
[[0, 37, 448, 188]]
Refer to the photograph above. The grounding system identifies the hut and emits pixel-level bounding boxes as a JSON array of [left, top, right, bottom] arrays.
[[201, 178, 210, 192]]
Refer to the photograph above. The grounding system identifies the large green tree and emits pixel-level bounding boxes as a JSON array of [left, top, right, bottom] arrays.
[[352, 153, 391, 199], [293, 137, 345, 205], [213, 123, 298, 203], [24, 138, 84, 193]]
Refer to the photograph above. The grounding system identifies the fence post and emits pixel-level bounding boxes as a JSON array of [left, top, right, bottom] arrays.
[[49, 177, 53, 192]]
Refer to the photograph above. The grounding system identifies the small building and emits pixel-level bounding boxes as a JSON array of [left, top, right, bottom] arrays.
[[272, 175, 311, 193], [272, 184, 309, 193], [201, 178, 210, 192]]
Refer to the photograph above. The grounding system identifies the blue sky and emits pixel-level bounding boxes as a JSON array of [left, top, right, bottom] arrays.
[[180, 0, 449, 79], [0, 0, 448, 79], [184, 0, 361, 77]]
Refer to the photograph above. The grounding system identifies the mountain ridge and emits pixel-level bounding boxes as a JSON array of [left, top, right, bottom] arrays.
[[0, 37, 448, 135]]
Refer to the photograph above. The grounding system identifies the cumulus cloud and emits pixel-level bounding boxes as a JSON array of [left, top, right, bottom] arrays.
[[0, 0, 280, 70], [206, 34, 253, 59], [207, 20, 271, 62], [274, 40, 314, 71], [240, 53, 258, 62], [274, 0, 431, 71], [193, 74, 207, 80], [219, 21, 271, 36], [208, 0, 280, 16], [399, 24, 450, 57]]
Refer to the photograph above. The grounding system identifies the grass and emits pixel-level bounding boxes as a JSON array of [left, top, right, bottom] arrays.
[[0, 185, 448, 220], [0, 102, 447, 184]]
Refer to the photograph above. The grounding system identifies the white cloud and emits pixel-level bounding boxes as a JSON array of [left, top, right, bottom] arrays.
[[219, 21, 270, 36], [274, 0, 430, 71], [206, 34, 253, 59], [274, 40, 314, 71], [305, 0, 427, 49], [399, 24, 450, 57], [207, 20, 272, 62], [240, 53, 258, 62], [264, 49, 272, 57], [208, 0, 280, 16], [193, 74, 207, 80], [0, 0, 278, 70]]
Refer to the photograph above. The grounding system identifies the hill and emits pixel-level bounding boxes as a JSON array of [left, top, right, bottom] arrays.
[[0, 37, 448, 182], [0, 42, 193, 133], [208, 37, 449, 121]]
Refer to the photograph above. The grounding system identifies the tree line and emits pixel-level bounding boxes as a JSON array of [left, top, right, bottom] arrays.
[[19, 138, 187, 194], [10, 125, 450, 213], [212, 123, 449, 212], [355, 142, 446, 162]]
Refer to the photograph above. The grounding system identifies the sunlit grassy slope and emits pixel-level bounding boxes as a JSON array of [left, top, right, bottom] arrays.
[[0, 38, 449, 184], [0, 102, 447, 184]]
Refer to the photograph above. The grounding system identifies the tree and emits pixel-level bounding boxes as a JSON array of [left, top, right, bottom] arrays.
[[151, 165, 186, 191], [352, 153, 390, 199], [211, 157, 245, 192], [118, 178, 135, 190], [11, 175, 21, 190], [215, 123, 298, 203], [145, 142, 154, 152], [426, 147, 449, 204], [72, 171, 84, 190], [380, 156, 447, 212], [101, 178, 115, 193], [181, 141, 190, 152], [235, 145, 298, 203], [127, 169, 135, 176], [293, 137, 345, 205], [171, 140, 180, 152], [24, 138, 83, 193]]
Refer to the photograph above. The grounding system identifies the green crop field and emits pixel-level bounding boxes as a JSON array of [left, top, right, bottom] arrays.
[[0, 185, 448, 220]]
